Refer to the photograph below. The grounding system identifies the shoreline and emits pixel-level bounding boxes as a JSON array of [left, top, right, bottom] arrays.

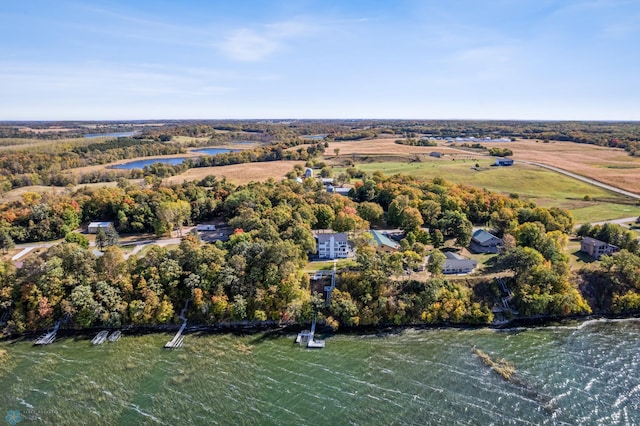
[[3, 312, 639, 344]]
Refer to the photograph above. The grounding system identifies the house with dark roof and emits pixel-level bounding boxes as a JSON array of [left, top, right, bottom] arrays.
[[367, 230, 401, 253], [580, 237, 619, 260], [470, 229, 503, 253], [442, 252, 477, 274], [316, 232, 350, 259]]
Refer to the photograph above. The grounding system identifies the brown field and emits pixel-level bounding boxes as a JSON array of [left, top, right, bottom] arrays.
[[163, 161, 304, 185], [1, 185, 70, 203], [17, 127, 75, 134], [487, 139, 640, 194], [327, 138, 467, 156]]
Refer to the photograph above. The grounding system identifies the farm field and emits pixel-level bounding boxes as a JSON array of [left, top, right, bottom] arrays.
[[327, 138, 470, 156], [487, 139, 640, 195], [163, 160, 304, 185], [335, 159, 640, 223]]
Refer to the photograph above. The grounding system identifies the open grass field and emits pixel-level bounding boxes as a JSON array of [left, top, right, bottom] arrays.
[[485, 139, 640, 195], [327, 138, 472, 157], [163, 160, 304, 185], [334, 158, 640, 223], [0, 136, 110, 152]]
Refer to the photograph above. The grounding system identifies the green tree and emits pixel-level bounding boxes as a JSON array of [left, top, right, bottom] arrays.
[[400, 207, 424, 233], [95, 229, 107, 251], [0, 229, 15, 254], [357, 202, 384, 226], [64, 232, 89, 249], [427, 249, 446, 275], [312, 204, 335, 229]]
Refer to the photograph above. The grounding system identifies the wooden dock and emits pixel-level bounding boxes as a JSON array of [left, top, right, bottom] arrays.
[[34, 321, 60, 345], [165, 299, 189, 349], [108, 330, 121, 342], [91, 330, 110, 345], [295, 313, 325, 348], [164, 321, 186, 349]]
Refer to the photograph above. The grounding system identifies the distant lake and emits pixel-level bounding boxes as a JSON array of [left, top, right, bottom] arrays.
[[191, 148, 237, 155], [112, 148, 237, 170], [112, 158, 188, 170], [84, 132, 136, 138]]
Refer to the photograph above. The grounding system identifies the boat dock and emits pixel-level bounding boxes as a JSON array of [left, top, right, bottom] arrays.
[[34, 321, 60, 345], [295, 313, 325, 348], [165, 300, 189, 349], [91, 330, 110, 345]]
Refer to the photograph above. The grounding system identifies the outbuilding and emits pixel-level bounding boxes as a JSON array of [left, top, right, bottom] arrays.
[[87, 222, 114, 234], [494, 158, 514, 166]]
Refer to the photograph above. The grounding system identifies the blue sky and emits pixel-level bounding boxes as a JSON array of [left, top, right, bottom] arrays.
[[1, 0, 639, 120]]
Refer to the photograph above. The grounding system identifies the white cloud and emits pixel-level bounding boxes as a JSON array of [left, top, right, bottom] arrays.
[[217, 19, 314, 62], [217, 29, 281, 62]]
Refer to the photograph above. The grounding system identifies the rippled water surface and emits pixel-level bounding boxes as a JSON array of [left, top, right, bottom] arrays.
[[1, 319, 640, 424]]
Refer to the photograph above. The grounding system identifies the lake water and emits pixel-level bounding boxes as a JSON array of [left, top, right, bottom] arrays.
[[112, 149, 236, 170], [112, 158, 188, 170], [1, 319, 639, 424], [84, 132, 137, 139], [191, 148, 237, 156]]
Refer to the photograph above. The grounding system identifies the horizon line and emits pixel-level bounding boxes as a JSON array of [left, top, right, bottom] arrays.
[[2, 118, 640, 123]]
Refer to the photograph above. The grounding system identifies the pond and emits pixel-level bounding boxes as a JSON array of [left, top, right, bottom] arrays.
[[111, 158, 188, 170], [111, 148, 238, 170], [191, 148, 237, 155]]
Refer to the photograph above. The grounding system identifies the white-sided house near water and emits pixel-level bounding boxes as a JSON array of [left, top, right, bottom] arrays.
[[316, 232, 351, 259], [580, 237, 619, 260], [442, 252, 477, 274], [87, 221, 114, 234], [470, 229, 503, 254]]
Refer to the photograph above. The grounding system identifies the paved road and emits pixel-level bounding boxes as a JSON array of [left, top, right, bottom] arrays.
[[588, 217, 639, 227]]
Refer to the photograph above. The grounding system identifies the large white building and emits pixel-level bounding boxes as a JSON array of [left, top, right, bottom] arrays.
[[316, 233, 350, 259], [442, 252, 477, 274]]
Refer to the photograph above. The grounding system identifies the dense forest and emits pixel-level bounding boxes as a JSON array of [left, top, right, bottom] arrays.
[[2, 167, 636, 335]]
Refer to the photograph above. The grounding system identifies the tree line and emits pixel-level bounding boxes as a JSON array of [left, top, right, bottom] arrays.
[[1, 168, 626, 335]]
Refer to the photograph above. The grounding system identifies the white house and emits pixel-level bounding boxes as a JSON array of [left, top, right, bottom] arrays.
[[316, 232, 350, 259], [87, 222, 114, 234], [442, 252, 477, 274]]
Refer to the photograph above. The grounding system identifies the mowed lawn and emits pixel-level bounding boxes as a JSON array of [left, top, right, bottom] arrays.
[[338, 159, 640, 223]]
